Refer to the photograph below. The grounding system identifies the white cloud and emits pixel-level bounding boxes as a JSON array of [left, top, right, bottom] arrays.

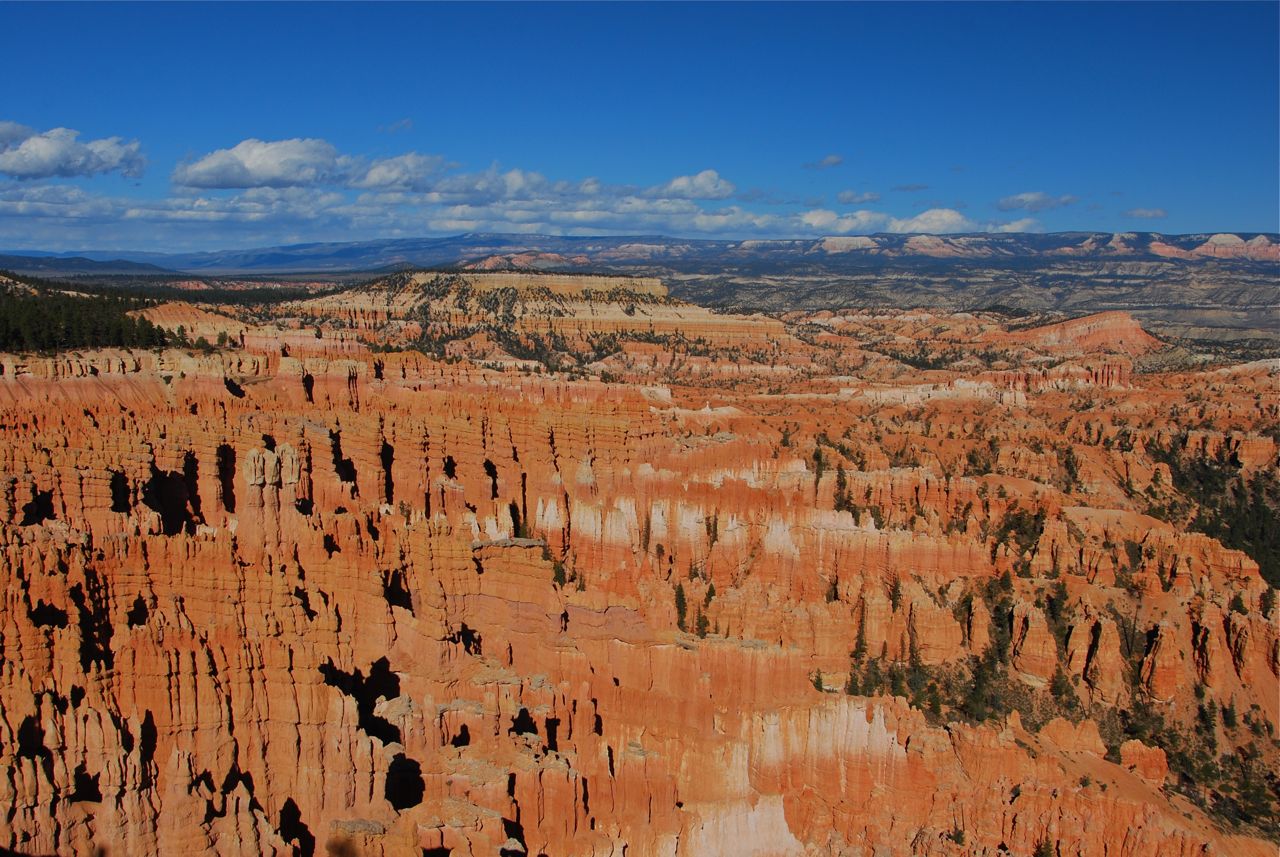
[[352, 152, 446, 191], [837, 190, 880, 205], [173, 138, 744, 215], [798, 206, 1037, 235], [172, 138, 356, 188], [0, 182, 117, 219], [996, 191, 1077, 212], [0, 131, 1049, 249], [886, 208, 977, 233], [799, 209, 838, 229], [803, 207, 978, 235], [689, 205, 782, 232], [653, 169, 735, 200], [0, 123, 144, 179], [800, 208, 890, 233], [1123, 207, 1166, 219], [500, 167, 547, 197], [0, 178, 1049, 249], [0, 122, 33, 147], [804, 154, 844, 169], [994, 218, 1040, 233]]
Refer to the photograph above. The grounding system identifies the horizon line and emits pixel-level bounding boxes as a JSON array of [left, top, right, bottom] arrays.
[[6, 227, 1280, 259]]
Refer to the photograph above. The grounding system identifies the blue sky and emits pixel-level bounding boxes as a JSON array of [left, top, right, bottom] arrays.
[[0, 1, 1276, 251]]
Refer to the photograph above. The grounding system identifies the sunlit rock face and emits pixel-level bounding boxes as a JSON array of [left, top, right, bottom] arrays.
[[1, 275, 1277, 856]]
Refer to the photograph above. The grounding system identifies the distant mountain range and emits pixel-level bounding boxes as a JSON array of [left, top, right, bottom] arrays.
[[4, 232, 1275, 343], [0, 254, 178, 276], [3, 231, 1277, 276]]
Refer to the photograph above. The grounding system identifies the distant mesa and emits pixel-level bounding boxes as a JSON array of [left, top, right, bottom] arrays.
[[405, 270, 667, 299], [817, 236, 879, 254], [462, 251, 594, 271], [3, 230, 1276, 276], [5, 231, 1275, 344], [804, 231, 1279, 262], [1006, 311, 1164, 357]]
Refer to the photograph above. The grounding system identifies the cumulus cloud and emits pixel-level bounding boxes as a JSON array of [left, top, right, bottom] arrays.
[[886, 208, 976, 233], [172, 137, 630, 209], [174, 137, 743, 211], [351, 152, 446, 191], [653, 169, 736, 200], [0, 122, 32, 147], [801, 207, 977, 234], [837, 190, 880, 205], [799, 207, 981, 234], [0, 131, 1052, 249], [1123, 207, 1166, 219], [0, 182, 118, 219], [172, 138, 356, 188], [800, 208, 889, 233], [0, 122, 145, 179], [412, 166, 572, 206], [994, 218, 1040, 233], [797, 206, 1037, 236], [996, 191, 1077, 212], [804, 154, 843, 169]]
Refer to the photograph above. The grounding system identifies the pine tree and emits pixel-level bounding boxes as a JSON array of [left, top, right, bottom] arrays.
[[674, 583, 687, 631], [852, 610, 867, 663]]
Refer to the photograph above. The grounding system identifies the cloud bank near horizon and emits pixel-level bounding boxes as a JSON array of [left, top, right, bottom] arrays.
[[0, 121, 1188, 251]]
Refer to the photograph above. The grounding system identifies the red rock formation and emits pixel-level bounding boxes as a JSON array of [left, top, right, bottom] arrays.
[[0, 286, 1275, 855], [1120, 740, 1169, 785], [1005, 311, 1164, 357], [1192, 233, 1280, 262], [1011, 602, 1058, 684]]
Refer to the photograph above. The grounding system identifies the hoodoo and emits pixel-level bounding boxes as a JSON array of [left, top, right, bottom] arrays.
[[0, 270, 1276, 855], [2, 2, 1277, 852]]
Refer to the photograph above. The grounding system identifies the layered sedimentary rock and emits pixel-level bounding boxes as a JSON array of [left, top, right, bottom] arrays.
[[1002, 311, 1163, 357], [0, 277, 1277, 856], [286, 270, 786, 357]]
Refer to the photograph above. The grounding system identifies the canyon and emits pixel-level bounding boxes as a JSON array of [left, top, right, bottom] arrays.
[[0, 271, 1277, 856]]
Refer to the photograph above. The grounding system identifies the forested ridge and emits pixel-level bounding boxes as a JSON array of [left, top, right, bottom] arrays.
[[0, 272, 169, 352]]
